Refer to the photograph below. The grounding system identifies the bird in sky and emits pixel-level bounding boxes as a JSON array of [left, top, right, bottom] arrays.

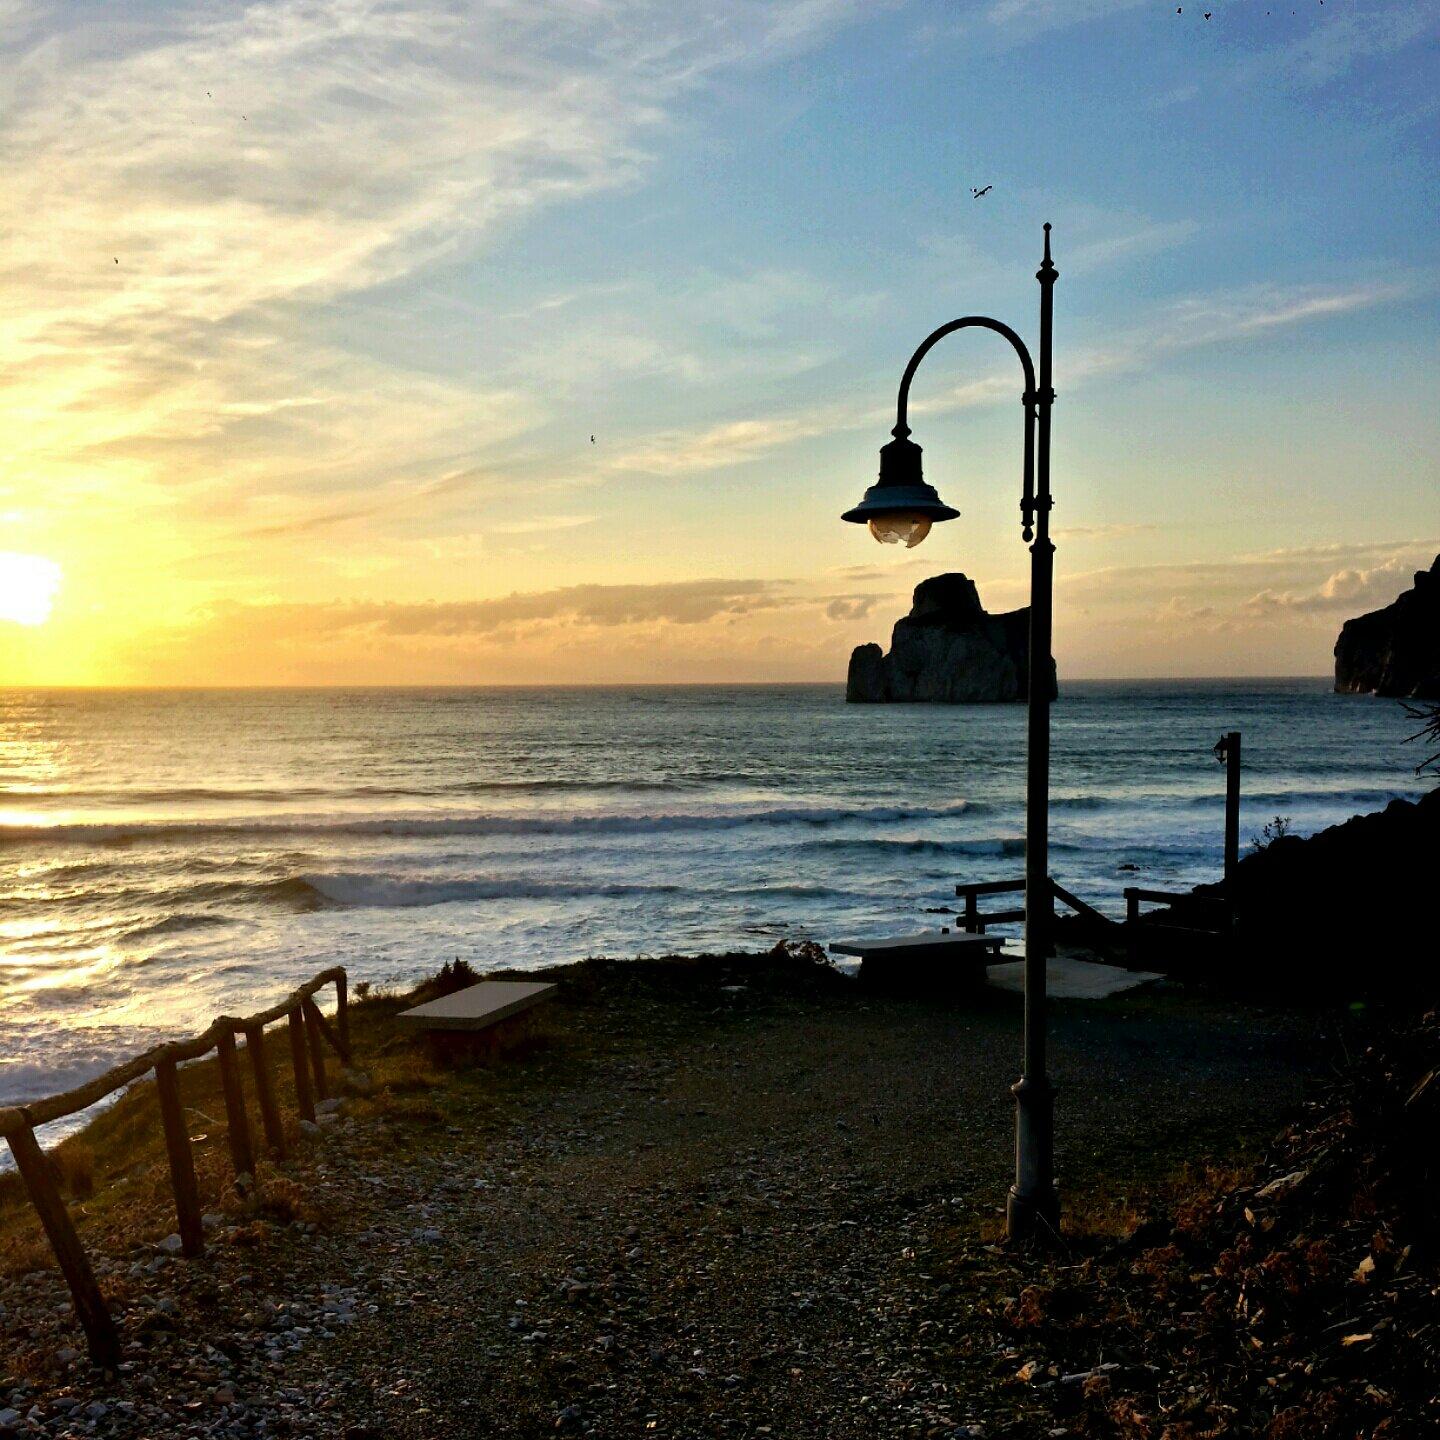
[[972, 185, 992, 199]]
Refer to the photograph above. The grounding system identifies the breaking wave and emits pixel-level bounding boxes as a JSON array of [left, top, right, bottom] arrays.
[[298, 872, 685, 909], [0, 799, 975, 847]]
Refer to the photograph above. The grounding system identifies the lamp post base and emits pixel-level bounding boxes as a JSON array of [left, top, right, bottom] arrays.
[[1007, 1073, 1059, 1242], [1006, 1183, 1061, 1242]]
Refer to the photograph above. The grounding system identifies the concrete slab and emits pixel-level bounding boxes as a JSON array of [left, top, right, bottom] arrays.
[[985, 955, 1162, 1000], [829, 930, 1003, 959], [397, 980, 557, 1032]]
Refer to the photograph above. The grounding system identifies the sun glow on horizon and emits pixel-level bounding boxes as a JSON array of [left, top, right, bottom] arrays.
[[0, 553, 62, 627]]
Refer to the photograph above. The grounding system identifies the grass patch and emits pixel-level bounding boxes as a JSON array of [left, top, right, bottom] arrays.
[[0, 983, 450, 1277]]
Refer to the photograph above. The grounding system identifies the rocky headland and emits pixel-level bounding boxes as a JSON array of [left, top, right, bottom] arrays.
[[846, 573, 1057, 704], [1334, 553, 1440, 698]]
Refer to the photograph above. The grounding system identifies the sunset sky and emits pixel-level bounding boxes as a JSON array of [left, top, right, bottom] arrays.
[[0, 0, 1435, 685]]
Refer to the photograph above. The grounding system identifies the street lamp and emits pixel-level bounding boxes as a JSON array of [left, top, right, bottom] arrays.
[[842, 223, 1060, 1242]]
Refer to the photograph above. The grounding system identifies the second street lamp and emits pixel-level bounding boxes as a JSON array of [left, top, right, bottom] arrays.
[[842, 223, 1061, 1242]]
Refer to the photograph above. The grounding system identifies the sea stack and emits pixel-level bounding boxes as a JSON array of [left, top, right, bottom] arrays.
[[846, 573, 1057, 704], [1334, 553, 1440, 699]]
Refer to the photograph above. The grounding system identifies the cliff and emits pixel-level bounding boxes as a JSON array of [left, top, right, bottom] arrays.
[[1334, 554, 1440, 698], [846, 573, 1057, 704]]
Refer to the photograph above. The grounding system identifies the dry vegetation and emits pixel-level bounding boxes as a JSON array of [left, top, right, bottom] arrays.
[[0, 960, 525, 1280], [920, 1007, 1440, 1438]]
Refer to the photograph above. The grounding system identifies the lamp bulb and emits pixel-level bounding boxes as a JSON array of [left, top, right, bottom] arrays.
[[867, 513, 933, 548]]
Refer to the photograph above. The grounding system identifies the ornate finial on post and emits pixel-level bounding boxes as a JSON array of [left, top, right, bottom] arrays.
[[1038, 222, 1057, 283]]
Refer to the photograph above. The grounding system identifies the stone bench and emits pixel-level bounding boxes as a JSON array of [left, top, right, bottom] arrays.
[[398, 980, 557, 1059], [829, 929, 1005, 991]]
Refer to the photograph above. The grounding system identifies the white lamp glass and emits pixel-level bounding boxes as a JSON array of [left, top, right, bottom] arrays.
[[867, 512, 933, 548]]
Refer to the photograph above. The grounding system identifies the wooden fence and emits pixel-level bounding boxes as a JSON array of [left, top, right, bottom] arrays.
[[0, 967, 349, 1368], [955, 876, 1119, 936], [1123, 886, 1235, 961]]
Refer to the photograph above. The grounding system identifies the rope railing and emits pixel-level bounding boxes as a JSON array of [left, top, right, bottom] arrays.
[[0, 967, 350, 1368]]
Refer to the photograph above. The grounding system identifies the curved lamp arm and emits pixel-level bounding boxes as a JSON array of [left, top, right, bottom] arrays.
[[892, 316, 1040, 542]]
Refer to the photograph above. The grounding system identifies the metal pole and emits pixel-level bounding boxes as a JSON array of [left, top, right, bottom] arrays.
[[1222, 731, 1241, 887], [1008, 224, 1059, 1242]]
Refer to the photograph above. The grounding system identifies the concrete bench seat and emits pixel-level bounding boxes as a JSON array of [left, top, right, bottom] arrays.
[[398, 980, 556, 1058], [830, 929, 1005, 991]]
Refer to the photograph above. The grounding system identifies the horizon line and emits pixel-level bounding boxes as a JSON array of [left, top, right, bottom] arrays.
[[0, 675, 1338, 692]]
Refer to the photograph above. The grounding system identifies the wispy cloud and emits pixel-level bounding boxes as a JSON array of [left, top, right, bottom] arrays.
[[133, 573, 892, 682], [960, 0, 1148, 44], [1234, 2, 1438, 89], [1242, 553, 1435, 617], [1064, 541, 1440, 637], [0, 0, 867, 533], [595, 273, 1414, 480], [1054, 523, 1161, 540]]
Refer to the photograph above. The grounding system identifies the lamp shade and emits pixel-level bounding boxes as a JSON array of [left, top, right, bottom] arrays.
[[841, 435, 960, 534]]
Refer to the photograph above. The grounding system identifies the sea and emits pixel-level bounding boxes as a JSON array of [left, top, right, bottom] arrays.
[[0, 680, 1426, 1141]]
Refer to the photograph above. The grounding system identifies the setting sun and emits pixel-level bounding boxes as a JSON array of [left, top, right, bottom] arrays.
[[0, 552, 62, 626]]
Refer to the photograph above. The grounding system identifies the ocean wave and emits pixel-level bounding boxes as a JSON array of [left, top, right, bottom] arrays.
[[298, 872, 685, 908], [805, 835, 1029, 857], [7, 777, 692, 804], [118, 912, 237, 941], [0, 799, 975, 847], [1229, 786, 1419, 811], [1049, 786, 1421, 815]]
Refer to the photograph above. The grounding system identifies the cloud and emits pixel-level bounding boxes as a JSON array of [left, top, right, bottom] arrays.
[[130, 572, 914, 680], [485, 515, 599, 538], [0, 0, 868, 532], [600, 274, 1413, 482], [1054, 523, 1160, 540], [1065, 541, 1438, 597], [942, 0, 1435, 92], [1241, 554, 1433, 617], [603, 409, 854, 476], [828, 557, 932, 578], [187, 577, 796, 644], [1055, 541, 1438, 654], [1151, 595, 1219, 626], [1236, 2, 1437, 90], [960, 0, 1149, 44], [824, 595, 879, 622]]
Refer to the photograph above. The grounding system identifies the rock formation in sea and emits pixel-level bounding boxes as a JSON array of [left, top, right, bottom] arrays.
[[1334, 553, 1440, 699], [846, 572, 1057, 704]]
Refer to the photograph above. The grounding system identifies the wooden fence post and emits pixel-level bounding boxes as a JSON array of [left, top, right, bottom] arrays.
[[302, 1000, 329, 1100], [1218, 730, 1241, 889], [288, 1008, 316, 1122], [334, 973, 350, 1060], [6, 1121, 120, 1367], [244, 1024, 287, 1160], [154, 1053, 205, 1257], [307, 1004, 347, 1064], [214, 1028, 255, 1181]]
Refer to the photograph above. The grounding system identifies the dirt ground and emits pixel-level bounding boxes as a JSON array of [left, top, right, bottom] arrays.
[[0, 954, 1323, 1440]]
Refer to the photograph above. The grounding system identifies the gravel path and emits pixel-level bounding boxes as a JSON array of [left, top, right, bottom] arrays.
[[1, 957, 1320, 1439]]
